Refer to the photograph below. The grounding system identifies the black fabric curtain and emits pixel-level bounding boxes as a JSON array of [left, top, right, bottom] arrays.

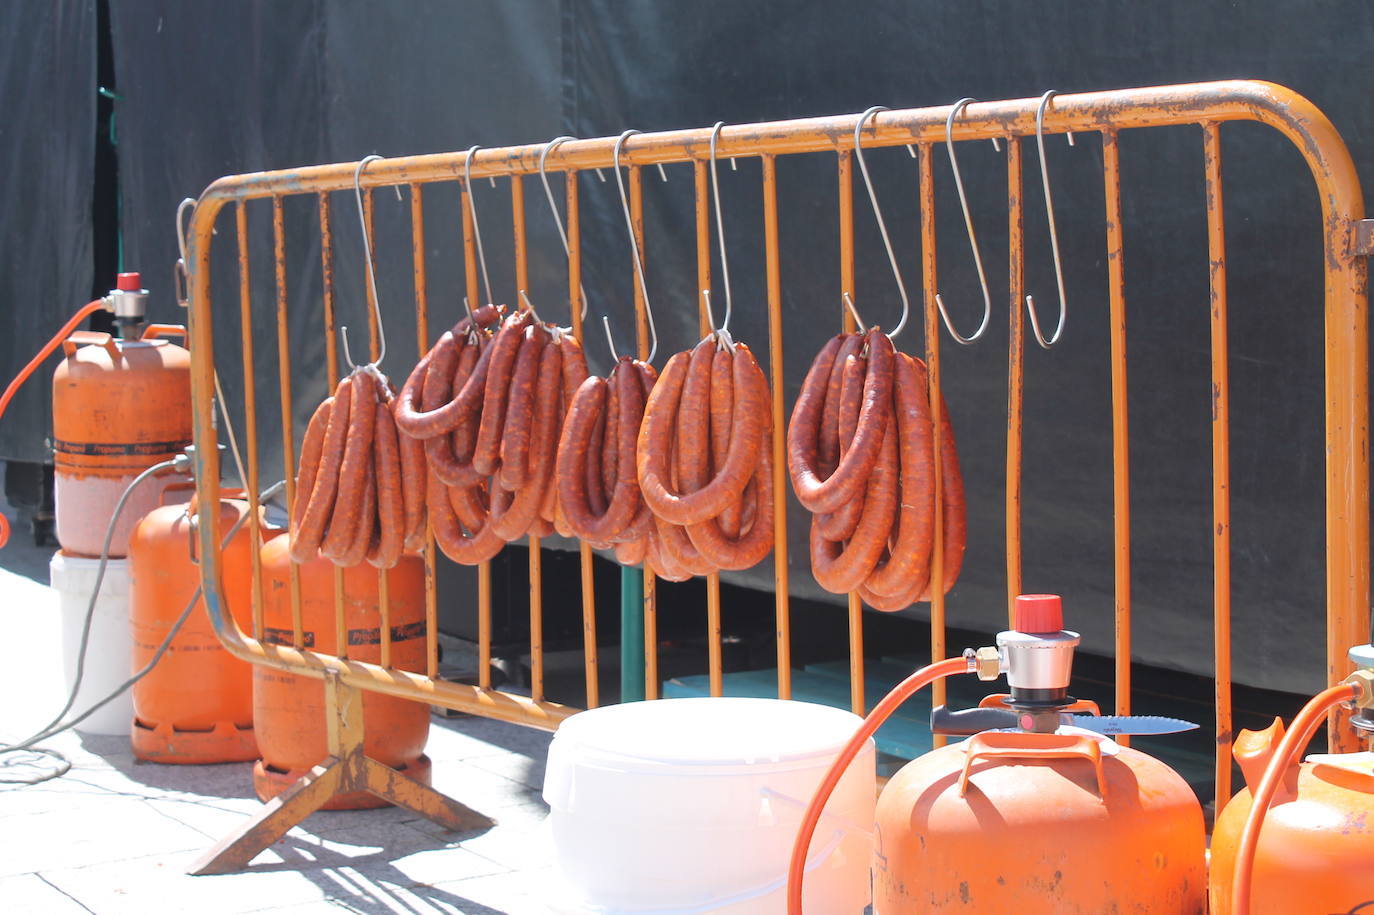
[[0, 0, 97, 464], [7, 0, 1368, 690]]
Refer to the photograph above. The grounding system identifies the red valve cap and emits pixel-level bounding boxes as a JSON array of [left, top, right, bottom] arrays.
[[116, 272, 142, 291], [1014, 594, 1063, 634]]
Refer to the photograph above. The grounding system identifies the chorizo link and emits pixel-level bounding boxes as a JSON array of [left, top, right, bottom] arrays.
[[472, 314, 533, 475], [789, 330, 894, 514], [369, 398, 406, 569], [428, 471, 505, 565], [706, 345, 743, 538], [638, 344, 763, 525], [814, 352, 867, 542], [291, 396, 333, 535], [675, 337, 717, 495], [685, 423, 774, 571], [864, 353, 935, 599], [817, 333, 864, 479], [920, 389, 968, 600], [808, 416, 899, 594], [337, 449, 376, 568], [490, 343, 561, 541], [291, 377, 352, 562], [498, 327, 547, 490], [321, 372, 379, 561]]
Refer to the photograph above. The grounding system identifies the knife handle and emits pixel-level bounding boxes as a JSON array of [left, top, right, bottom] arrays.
[[929, 705, 1018, 736]]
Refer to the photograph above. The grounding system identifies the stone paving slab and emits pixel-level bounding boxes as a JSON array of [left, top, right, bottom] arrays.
[[0, 546, 557, 914]]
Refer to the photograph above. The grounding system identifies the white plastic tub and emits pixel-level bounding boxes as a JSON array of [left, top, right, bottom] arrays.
[[49, 551, 132, 736], [542, 697, 876, 914]]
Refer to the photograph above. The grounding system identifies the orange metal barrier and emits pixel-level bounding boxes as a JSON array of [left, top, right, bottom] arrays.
[[186, 80, 1368, 866]]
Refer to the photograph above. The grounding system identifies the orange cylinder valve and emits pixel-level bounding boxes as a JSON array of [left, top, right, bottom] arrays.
[[52, 285, 191, 558], [252, 536, 430, 809], [128, 490, 279, 763]]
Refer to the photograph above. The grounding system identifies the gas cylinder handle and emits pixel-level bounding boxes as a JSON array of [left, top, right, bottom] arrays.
[[978, 693, 1103, 716], [958, 731, 1107, 799], [141, 323, 187, 342], [61, 330, 119, 358], [158, 480, 199, 508]]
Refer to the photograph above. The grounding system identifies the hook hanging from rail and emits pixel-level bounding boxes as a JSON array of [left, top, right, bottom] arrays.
[[851, 106, 911, 341], [1025, 90, 1070, 348], [339, 155, 389, 373], [463, 145, 495, 309], [539, 136, 589, 323], [612, 129, 660, 364], [174, 197, 195, 308], [705, 121, 734, 338], [933, 98, 994, 344]]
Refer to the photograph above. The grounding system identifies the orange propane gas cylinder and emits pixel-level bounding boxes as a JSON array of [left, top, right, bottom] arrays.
[[52, 292, 191, 558], [873, 731, 1207, 913], [253, 536, 429, 809], [128, 490, 279, 763], [1210, 717, 1374, 914]]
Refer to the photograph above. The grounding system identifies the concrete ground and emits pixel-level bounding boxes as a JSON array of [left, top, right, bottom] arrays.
[[0, 499, 558, 915]]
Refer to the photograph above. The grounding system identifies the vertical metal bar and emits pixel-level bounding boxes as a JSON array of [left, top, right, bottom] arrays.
[[361, 189, 392, 670], [272, 196, 303, 649], [1103, 129, 1132, 742], [628, 164, 655, 701], [918, 144, 948, 744], [837, 150, 865, 718], [567, 170, 600, 709], [1204, 123, 1232, 801], [321, 194, 340, 387], [411, 182, 439, 680], [320, 194, 347, 661], [762, 154, 791, 700], [461, 180, 494, 690], [1006, 137, 1024, 627], [693, 160, 725, 698], [512, 174, 545, 703], [235, 202, 264, 641]]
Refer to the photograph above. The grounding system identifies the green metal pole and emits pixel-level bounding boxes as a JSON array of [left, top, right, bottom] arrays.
[[619, 565, 645, 702]]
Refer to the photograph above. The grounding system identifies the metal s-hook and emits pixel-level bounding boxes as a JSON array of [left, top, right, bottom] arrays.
[[339, 154, 389, 373], [1025, 90, 1070, 348], [463, 145, 495, 308], [933, 98, 993, 345], [539, 136, 589, 322], [851, 106, 911, 341], [612, 129, 659, 364], [601, 314, 621, 361], [174, 197, 196, 308], [705, 121, 734, 338]]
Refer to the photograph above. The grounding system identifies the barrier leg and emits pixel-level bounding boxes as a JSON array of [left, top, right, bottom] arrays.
[[188, 671, 493, 875]]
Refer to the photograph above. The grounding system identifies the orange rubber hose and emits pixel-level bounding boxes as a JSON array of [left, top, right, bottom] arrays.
[[0, 299, 108, 550], [1230, 682, 1358, 915], [787, 655, 971, 914]]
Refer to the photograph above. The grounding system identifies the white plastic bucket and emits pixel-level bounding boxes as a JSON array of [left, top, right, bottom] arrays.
[[49, 551, 133, 736], [542, 697, 876, 914]]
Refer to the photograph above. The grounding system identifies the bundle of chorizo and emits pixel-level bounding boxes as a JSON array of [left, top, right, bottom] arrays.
[[635, 334, 774, 579], [556, 354, 657, 564], [394, 305, 588, 565], [787, 328, 965, 608], [288, 366, 418, 570]]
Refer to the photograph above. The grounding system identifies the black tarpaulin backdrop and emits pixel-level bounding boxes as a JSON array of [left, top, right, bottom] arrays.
[[9, 0, 1371, 692], [0, 0, 96, 464]]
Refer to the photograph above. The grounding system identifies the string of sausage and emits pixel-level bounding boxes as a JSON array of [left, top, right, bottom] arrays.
[[634, 335, 774, 579], [288, 366, 417, 570], [392, 305, 589, 565], [786, 328, 966, 608]]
